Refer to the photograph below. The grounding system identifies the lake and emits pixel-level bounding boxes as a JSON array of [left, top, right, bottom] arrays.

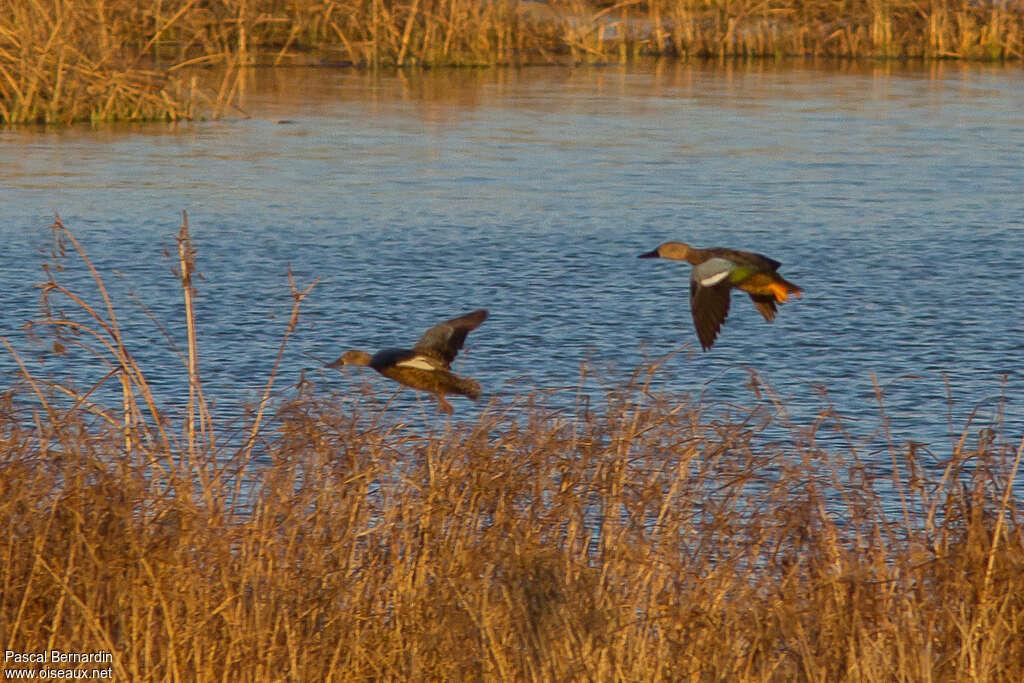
[[2, 60, 1022, 460]]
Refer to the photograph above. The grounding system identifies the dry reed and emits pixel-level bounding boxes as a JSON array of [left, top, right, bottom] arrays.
[[3, 1, 1023, 124], [2, 215, 1023, 680]]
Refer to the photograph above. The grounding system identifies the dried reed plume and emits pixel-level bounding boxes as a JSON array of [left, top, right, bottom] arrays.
[[1, 215, 1022, 679]]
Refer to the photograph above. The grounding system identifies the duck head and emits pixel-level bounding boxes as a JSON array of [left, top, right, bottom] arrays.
[[326, 349, 372, 369], [638, 242, 693, 261]]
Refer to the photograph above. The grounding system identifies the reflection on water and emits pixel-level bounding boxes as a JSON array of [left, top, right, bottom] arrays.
[[2, 60, 1022, 457]]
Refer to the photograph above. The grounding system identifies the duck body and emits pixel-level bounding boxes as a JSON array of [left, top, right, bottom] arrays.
[[370, 347, 482, 400], [639, 242, 802, 351], [327, 310, 487, 412]]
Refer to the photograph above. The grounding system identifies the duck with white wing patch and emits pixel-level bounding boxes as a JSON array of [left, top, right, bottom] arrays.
[[327, 309, 488, 413], [639, 242, 802, 351]]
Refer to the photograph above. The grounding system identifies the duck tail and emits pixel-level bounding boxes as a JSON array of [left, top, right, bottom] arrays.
[[769, 277, 803, 303], [457, 377, 483, 401]]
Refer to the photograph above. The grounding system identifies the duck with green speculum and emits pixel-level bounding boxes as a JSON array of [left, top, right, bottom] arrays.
[[638, 242, 802, 351], [327, 309, 488, 413]]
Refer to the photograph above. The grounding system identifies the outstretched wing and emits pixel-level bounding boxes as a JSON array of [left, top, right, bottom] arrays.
[[412, 309, 489, 367], [690, 259, 734, 351]]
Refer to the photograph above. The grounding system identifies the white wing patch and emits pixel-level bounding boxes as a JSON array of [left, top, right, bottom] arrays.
[[396, 355, 438, 371], [699, 270, 731, 287]]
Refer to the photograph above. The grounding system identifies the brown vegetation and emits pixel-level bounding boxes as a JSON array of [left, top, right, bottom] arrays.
[[2, 216, 1023, 679], [2, 1, 1024, 124]]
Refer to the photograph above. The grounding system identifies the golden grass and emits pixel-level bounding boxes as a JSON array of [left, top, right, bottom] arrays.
[[2, 215, 1023, 679], [0, 0, 195, 124], [2, 1, 1023, 124]]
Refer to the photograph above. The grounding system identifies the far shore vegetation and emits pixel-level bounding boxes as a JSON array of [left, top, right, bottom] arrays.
[[2, 0, 1024, 124], [1, 215, 1023, 679]]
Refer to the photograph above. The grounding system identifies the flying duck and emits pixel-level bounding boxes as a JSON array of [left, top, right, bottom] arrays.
[[327, 309, 488, 413], [639, 242, 802, 351]]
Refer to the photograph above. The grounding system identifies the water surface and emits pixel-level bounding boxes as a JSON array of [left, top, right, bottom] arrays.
[[2, 61, 1022, 459]]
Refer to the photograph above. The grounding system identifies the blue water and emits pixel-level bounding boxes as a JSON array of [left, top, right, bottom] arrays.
[[2, 62, 1022, 461]]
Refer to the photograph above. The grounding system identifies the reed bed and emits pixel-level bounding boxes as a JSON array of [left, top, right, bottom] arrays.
[[3, 0, 1024, 124], [2, 216, 1023, 680]]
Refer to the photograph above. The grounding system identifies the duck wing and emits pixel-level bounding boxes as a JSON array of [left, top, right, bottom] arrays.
[[748, 293, 778, 322], [690, 258, 734, 351], [369, 347, 442, 372], [708, 248, 782, 272], [412, 309, 489, 367]]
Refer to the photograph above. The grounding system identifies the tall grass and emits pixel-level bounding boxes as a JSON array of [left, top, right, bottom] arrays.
[[2, 216, 1023, 679], [3, 1, 1023, 124], [1, 0, 195, 123]]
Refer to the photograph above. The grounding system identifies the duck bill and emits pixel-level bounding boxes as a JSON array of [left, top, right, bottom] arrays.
[[637, 248, 660, 259]]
